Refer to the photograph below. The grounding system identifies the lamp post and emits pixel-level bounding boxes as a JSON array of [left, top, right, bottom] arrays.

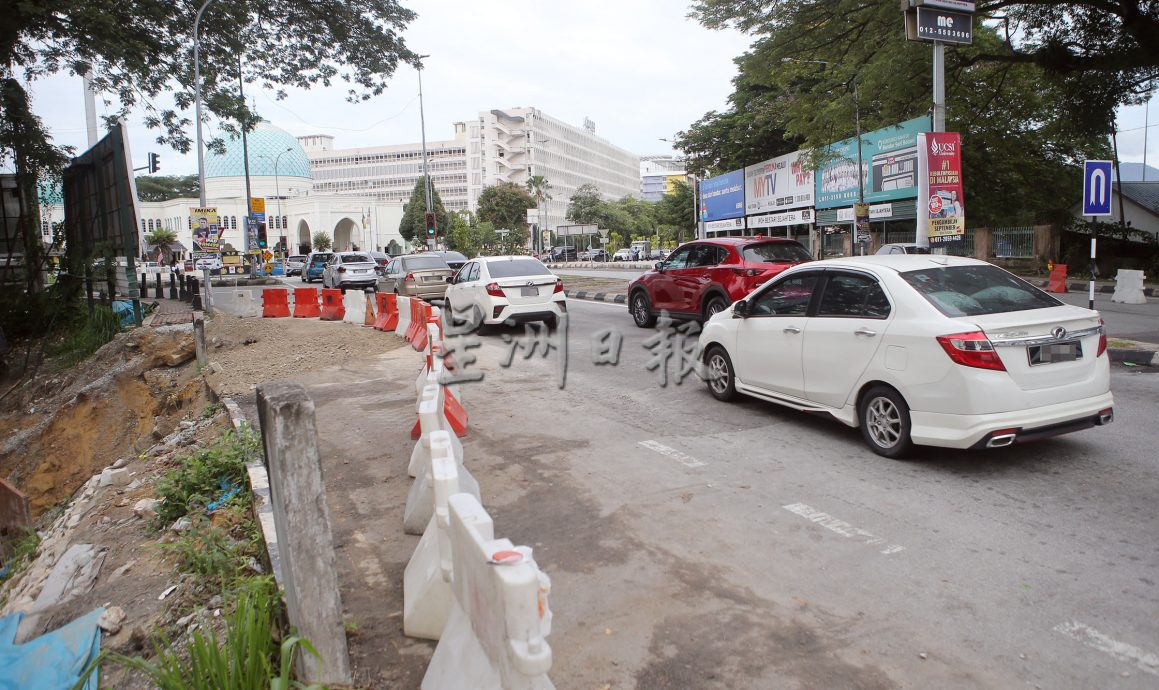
[[415, 55, 434, 249], [533, 135, 551, 256], [259, 146, 293, 254], [193, 0, 221, 207]]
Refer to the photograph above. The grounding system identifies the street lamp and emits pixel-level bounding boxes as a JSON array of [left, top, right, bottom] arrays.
[[533, 135, 551, 256], [415, 55, 434, 249], [258, 146, 293, 254], [193, 0, 221, 207]]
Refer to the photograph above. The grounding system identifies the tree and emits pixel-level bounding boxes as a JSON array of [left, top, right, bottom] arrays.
[[312, 231, 332, 251], [398, 176, 448, 243], [476, 182, 536, 232], [144, 228, 178, 262], [525, 175, 552, 249], [136, 175, 199, 202], [656, 179, 696, 246], [566, 184, 606, 226]]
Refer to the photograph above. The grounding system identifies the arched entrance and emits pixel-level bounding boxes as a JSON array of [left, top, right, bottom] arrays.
[[333, 217, 358, 252], [297, 220, 312, 254]]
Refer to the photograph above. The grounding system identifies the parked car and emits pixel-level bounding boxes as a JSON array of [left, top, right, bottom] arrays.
[[378, 254, 454, 300], [698, 255, 1113, 458], [547, 246, 578, 262], [445, 256, 565, 330], [628, 237, 813, 327], [284, 254, 307, 275], [430, 250, 468, 272], [876, 243, 931, 256], [321, 252, 378, 291], [612, 248, 635, 262], [367, 251, 391, 268], [302, 252, 332, 283], [649, 249, 671, 261], [579, 248, 610, 262]]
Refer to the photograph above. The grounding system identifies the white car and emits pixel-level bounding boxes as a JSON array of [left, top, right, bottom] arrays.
[[698, 255, 1113, 458], [876, 242, 930, 255], [321, 251, 378, 291], [444, 256, 566, 330]]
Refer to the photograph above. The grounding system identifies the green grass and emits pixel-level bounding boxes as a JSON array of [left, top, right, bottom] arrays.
[[153, 428, 259, 529], [47, 303, 121, 369], [159, 509, 265, 592], [1, 529, 41, 606], [202, 402, 226, 419]]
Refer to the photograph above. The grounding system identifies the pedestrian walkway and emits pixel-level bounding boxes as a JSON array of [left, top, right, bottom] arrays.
[[146, 298, 194, 327]]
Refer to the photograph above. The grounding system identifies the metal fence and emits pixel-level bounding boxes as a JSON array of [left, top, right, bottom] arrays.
[[991, 227, 1036, 258], [943, 228, 976, 257]]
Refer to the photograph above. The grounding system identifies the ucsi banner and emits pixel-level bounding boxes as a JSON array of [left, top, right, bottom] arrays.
[[919, 132, 965, 247]]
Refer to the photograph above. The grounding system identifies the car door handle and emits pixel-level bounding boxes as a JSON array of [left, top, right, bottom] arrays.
[[783, 325, 801, 334], [854, 327, 877, 337]]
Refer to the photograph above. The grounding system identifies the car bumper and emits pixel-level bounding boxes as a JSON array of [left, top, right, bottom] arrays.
[[484, 297, 566, 325], [398, 284, 449, 300], [908, 391, 1115, 449]]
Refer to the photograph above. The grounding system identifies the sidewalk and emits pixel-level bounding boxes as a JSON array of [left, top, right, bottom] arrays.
[[145, 298, 194, 327]]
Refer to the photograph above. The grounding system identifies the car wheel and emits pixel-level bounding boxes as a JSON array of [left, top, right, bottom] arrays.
[[703, 295, 728, 320], [473, 306, 490, 335], [859, 386, 914, 459], [704, 346, 737, 401], [631, 291, 657, 328]]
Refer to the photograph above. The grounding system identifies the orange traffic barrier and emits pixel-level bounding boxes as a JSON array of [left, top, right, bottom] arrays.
[[383, 292, 400, 331], [373, 293, 390, 330], [1047, 264, 1069, 293], [405, 299, 422, 344], [293, 288, 321, 318], [412, 302, 431, 352], [363, 292, 376, 327], [443, 387, 468, 436], [320, 288, 345, 321], [261, 289, 291, 318]]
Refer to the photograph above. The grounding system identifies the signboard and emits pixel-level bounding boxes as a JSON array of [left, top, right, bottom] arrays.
[[1082, 160, 1114, 217], [555, 224, 599, 237], [911, 6, 973, 45], [920, 132, 966, 246], [744, 151, 814, 214], [526, 208, 539, 225], [912, 0, 975, 12], [699, 170, 745, 221], [705, 217, 746, 232], [221, 250, 244, 274], [815, 117, 929, 209], [748, 209, 814, 228], [837, 203, 894, 222], [250, 197, 265, 214], [190, 207, 222, 252]]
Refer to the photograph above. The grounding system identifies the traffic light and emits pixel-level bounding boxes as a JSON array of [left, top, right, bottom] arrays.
[[147, 152, 160, 173], [424, 211, 437, 237], [257, 221, 268, 248]]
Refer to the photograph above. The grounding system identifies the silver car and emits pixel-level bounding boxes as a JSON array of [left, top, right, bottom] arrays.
[[322, 251, 378, 291], [377, 254, 454, 300]]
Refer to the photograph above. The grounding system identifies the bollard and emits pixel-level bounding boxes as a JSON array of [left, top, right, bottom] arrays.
[[191, 277, 203, 311], [179, 275, 188, 301], [155, 272, 164, 300], [140, 273, 149, 298], [169, 273, 178, 299]]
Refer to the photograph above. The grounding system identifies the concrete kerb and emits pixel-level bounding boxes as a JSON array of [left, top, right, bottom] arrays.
[[563, 289, 627, 304]]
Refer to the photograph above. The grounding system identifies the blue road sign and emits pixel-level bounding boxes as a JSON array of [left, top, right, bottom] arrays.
[[1082, 160, 1113, 217]]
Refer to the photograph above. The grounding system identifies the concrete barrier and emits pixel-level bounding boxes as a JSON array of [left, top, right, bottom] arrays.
[[403, 434, 462, 639], [422, 494, 554, 690], [395, 295, 412, 338], [342, 289, 366, 324], [1112, 269, 1148, 304], [223, 289, 260, 317]]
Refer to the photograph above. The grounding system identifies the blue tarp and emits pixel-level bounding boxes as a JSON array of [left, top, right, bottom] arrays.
[[111, 300, 136, 327], [0, 607, 104, 690]]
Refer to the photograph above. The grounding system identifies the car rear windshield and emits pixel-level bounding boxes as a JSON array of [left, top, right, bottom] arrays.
[[899, 264, 1063, 317], [311, 254, 332, 262], [403, 256, 450, 270], [488, 258, 549, 278], [342, 254, 371, 263], [440, 252, 467, 262], [742, 242, 813, 264]]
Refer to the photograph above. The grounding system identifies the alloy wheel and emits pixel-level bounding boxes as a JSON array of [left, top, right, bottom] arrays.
[[707, 353, 730, 395], [865, 396, 902, 449]]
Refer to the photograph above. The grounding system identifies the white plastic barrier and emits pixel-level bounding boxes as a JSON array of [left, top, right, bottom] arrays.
[[408, 382, 463, 478], [405, 420, 479, 535], [395, 295, 412, 338], [1112, 269, 1147, 304], [342, 288, 366, 324], [403, 434, 460, 639], [422, 494, 554, 690], [226, 289, 261, 317]]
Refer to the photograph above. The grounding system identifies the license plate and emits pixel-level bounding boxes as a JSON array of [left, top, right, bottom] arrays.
[[1028, 340, 1082, 365], [521, 286, 539, 297], [354, 269, 367, 274]]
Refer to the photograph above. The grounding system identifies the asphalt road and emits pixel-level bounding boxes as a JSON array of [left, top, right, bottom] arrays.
[[452, 298, 1159, 689]]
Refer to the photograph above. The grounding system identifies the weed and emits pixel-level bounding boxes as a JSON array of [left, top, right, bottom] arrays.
[[47, 304, 121, 369], [160, 506, 265, 592], [201, 401, 225, 419], [0, 529, 40, 591], [153, 428, 259, 529]]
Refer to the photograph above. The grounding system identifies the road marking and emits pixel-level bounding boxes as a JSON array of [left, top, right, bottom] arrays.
[[638, 440, 705, 468], [1054, 621, 1159, 677], [782, 502, 905, 555]]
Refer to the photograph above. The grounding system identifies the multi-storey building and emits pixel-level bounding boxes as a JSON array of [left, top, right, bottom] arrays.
[[640, 155, 687, 201]]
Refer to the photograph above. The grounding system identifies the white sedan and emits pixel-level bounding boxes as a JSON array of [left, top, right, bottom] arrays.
[[698, 255, 1114, 458], [444, 256, 566, 330]]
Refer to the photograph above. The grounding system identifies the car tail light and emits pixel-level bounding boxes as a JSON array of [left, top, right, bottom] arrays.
[[554, 278, 564, 293], [485, 282, 505, 297], [732, 268, 761, 277], [338, 266, 347, 273], [936, 331, 1006, 371], [1097, 318, 1107, 357], [404, 273, 415, 282]]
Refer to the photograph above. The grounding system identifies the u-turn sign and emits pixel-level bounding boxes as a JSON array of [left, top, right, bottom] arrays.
[[1082, 160, 1113, 217]]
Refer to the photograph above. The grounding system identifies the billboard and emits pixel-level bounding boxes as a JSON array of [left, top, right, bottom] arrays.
[[920, 132, 965, 247], [190, 207, 222, 252], [699, 170, 745, 222], [745, 151, 814, 214], [815, 117, 930, 209]]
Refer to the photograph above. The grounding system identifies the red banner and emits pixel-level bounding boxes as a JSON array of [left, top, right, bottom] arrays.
[[924, 132, 965, 246]]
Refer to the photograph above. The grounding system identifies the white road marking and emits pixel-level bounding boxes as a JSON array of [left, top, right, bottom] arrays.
[[1054, 621, 1159, 677], [638, 440, 706, 468], [782, 502, 905, 555]]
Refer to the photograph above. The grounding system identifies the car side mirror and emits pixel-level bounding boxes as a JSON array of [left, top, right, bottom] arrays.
[[732, 299, 749, 319], [654, 262, 665, 272], [446, 276, 454, 284]]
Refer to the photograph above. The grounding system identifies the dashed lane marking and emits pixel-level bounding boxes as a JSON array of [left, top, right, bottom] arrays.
[[1054, 621, 1159, 677], [638, 440, 706, 468], [782, 502, 905, 555]]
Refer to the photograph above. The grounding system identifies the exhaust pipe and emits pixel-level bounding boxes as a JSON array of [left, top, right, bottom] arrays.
[[986, 433, 1017, 448], [1097, 408, 1114, 425]]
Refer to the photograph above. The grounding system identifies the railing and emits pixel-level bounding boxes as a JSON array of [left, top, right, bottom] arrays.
[[943, 228, 976, 257], [991, 226, 1036, 258]]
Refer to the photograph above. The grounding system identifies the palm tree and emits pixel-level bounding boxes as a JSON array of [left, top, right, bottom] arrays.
[[312, 231, 332, 252], [144, 228, 178, 263], [526, 175, 552, 254]]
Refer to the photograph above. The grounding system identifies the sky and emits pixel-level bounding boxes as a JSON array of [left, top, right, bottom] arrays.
[[16, 1, 1159, 179]]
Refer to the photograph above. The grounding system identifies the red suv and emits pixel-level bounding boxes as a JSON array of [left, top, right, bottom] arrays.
[[628, 237, 813, 327]]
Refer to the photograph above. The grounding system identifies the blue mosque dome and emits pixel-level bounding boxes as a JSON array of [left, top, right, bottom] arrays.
[[204, 121, 312, 180]]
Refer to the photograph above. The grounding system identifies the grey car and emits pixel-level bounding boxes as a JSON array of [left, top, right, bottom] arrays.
[[377, 254, 455, 300], [321, 251, 378, 291]]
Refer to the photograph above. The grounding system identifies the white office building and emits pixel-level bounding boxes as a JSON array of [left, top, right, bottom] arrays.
[[464, 107, 640, 236], [640, 155, 687, 201]]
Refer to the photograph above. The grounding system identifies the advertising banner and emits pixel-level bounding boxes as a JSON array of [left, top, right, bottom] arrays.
[[920, 132, 965, 247], [815, 117, 929, 210], [190, 207, 222, 252], [748, 209, 814, 229], [699, 170, 745, 221], [744, 150, 814, 214]]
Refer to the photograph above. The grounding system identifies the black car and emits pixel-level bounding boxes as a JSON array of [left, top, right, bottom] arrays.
[[425, 250, 468, 271], [549, 246, 578, 262]]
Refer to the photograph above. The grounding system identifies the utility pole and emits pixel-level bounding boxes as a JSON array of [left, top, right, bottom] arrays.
[[932, 43, 946, 132], [416, 56, 433, 250]]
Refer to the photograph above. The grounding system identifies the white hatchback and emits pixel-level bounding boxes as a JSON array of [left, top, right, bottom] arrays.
[[444, 256, 565, 330], [698, 255, 1114, 457]]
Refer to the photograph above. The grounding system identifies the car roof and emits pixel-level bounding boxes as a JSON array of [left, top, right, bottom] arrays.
[[795, 254, 987, 274], [476, 255, 544, 263], [697, 236, 803, 246]]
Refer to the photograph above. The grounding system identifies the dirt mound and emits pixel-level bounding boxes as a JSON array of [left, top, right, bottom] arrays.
[[0, 326, 206, 516]]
